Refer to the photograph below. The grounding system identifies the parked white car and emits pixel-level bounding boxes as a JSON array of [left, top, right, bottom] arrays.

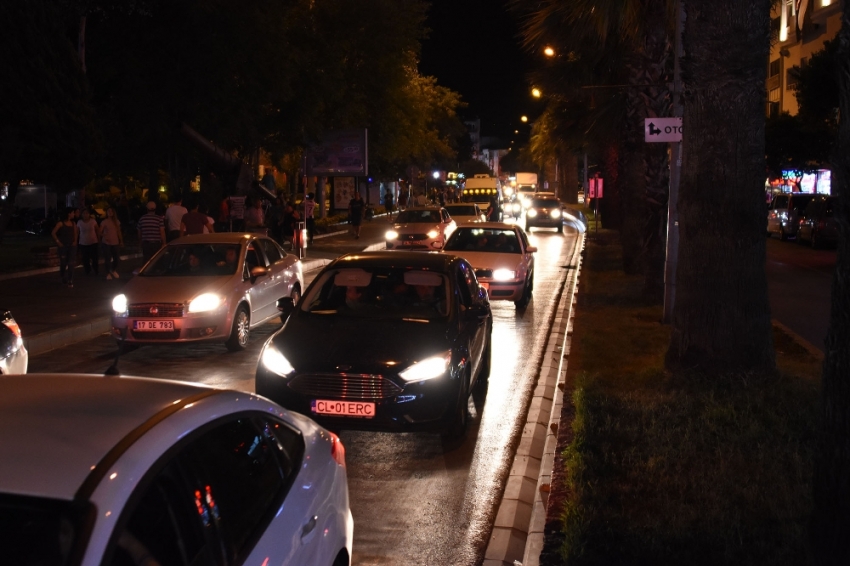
[[442, 222, 537, 308], [0, 374, 353, 566], [112, 233, 303, 351]]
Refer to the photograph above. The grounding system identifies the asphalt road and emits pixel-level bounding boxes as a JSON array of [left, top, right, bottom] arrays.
[[28, 224, 579, 566]]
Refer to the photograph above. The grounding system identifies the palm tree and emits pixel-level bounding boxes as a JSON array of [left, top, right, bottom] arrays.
[[810, 2, 850, 561]]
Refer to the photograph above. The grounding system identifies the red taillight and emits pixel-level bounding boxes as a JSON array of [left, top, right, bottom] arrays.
[[329, 431, 346, 468], [2, 318, 22, 339]]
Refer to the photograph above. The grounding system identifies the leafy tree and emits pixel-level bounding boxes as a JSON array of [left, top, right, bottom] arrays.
[[666, 0, 775, 373], [765, 112, 831, 174], [810, 2, 850, 561]]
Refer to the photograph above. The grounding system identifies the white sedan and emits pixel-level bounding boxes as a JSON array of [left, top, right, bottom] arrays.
[[385, 206, 457, 250], [112, 233, 304, 351], [0, 374, 353, 566], [442, 222, 536, 308], [443, 202, 486, 223]]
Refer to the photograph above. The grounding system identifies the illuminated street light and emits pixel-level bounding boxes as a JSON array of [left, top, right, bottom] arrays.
[[531, 88, 542, 98], [432, 171, 440, 179], [514, 130, 518, 134], [544, 46, 555, 57], [520, 115, 528, 123]]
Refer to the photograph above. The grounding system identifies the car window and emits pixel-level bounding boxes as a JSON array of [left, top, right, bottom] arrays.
[[773, 195, 788, 209], [245, 246, 265, 273], [1, 495, 92, 566], [790, 195, 816, 214], [178, 417, 290, 561], [455, 264, 474, 307], [141, 244, 237, 277], [531, 198, 559, 208], [444, 228, 519, 253], [396, 210, 440, 223], [259, 238, 283, 263]]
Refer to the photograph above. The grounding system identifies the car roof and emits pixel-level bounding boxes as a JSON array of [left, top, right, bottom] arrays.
[[330, 250, 461, 272], [169, 233, 265, 245], [400, 206, 443, 211], [0, 374, 248, 500]]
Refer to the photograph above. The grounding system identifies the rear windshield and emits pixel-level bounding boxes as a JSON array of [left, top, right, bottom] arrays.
[[0, 494, 91, 566], [444, 227, 521, 254], [446, 205, 477, 216]]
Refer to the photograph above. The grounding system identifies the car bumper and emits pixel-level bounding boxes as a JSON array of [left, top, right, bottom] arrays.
[[111, 312, 232, 343], [386, 239, 444, 251], [479, 280, 524, 301], [255, 367, 462, 433], [526, 217, 562, 228]]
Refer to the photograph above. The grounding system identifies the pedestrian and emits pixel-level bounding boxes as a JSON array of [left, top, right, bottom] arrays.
[[51, 207, 78, 287], [164, 194, 187, 242], [303, 193, 316, 245], [290, 206, 302, 251], [348, 190, 365, 239], [266, 196, 285, 244], [281, 203, 296, 250], [383, 190, 394, 221], [228, 195, 246, 232], [217, 196, 230, 232], [101, 206, 123, 279], [77, 208, 101, 276], [180, 198, 214, 237], [137, 201, 166, 263], [261, 167, 277, 194], [200, 203, 215, 233], [245, 198, 265, 233]]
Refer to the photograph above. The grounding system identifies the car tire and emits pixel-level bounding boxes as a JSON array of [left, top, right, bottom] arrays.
[[478, 332, 491, 383], [515, 277, 532, 308], [225, 305, 250, 351], [441, 370, 470, 441]]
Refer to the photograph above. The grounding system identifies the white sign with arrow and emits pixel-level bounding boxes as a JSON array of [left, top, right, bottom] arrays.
[[644, 117, 682, 142]]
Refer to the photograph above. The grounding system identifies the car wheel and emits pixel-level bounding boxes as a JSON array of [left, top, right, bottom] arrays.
[[525, 223, 531, 232], [557, 223, 563, 234], [515, 278, 532, 308], [225, 305, 250, 351], [478, 332, 491, 382], [441, 370, 470, 440]]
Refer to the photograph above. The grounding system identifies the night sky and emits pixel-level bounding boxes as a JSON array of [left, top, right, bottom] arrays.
[[418, 0, 534, 146]]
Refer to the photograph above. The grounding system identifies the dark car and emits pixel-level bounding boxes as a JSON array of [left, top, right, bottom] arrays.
[[767, 193, 817, 241], [256, 251, 492, 439], [525, 195, 564, 233], [796, 195, 839, 248], [0, 310, 28, 374]]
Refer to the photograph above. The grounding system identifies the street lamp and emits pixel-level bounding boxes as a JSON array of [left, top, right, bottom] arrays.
[[520, 115, 528, 123], [531, 88, 542, 98], [543, 46, 555, 57]]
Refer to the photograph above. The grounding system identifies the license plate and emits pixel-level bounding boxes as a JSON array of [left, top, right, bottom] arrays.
[[311, 399, 376, 418], [133, 320, 175, 331]]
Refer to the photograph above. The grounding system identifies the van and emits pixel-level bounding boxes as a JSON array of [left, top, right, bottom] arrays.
[[767, 193, 817, 241], [461, 175, 503, 220]]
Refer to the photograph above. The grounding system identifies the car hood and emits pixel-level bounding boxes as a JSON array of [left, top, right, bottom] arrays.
[[442, 250, 525, 271], [393, 222, 440, 233], [274, 314, 455, 374], [121, 275, 233, 304]]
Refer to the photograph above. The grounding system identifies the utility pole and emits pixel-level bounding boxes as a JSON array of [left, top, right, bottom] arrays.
[[663, 0, 685, 324]]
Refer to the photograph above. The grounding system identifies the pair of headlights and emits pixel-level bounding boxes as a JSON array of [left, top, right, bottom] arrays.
[[386, 230, 441, 240], [526, 208, 561, 219], [112, 293, 224, 315], [261, 345, 452, 384]]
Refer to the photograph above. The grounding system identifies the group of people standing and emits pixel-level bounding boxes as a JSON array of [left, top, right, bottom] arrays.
[[51, 205, 125, 287]]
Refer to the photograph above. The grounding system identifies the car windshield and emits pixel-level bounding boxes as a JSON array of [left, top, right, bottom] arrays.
[[0, 494, 90, 566], [140, 243, 242, 276], [395, 210, 441, 223], [530, 198, 559, 208], [446, 205, 477, 216], [444, 227, 520, 254], [302, 267, 450, 319]]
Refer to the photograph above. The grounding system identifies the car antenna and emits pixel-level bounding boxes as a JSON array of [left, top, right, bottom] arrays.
[[105, 328, 128, 376]]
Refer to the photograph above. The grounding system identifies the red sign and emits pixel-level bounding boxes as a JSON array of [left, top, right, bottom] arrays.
[[588, 177, 604, 198]]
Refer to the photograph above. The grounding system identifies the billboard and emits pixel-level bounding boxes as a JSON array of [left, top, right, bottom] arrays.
[[306, 129, 368, 176]]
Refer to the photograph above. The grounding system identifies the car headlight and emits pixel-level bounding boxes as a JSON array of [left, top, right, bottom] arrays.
[[427, 230, 440, 239], [188, 293, 223, 313], [399, 350, 451, 383], [386, 230, 399, 240], [527, 208, 538, 217], [512, 202, 522, 212], [112, 294, 128, 315], [522, 197, 532, 208], [493, 269, 517, 281], [261, 343, 295, 376], [550, 209, 562, 219]]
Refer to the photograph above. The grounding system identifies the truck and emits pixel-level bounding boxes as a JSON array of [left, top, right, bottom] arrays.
[[515, 172, 538, 191], [512, 172, 539, 217], [461, 174, 503, 220]]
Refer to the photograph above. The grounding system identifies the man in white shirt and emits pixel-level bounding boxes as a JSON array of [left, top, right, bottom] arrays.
[[164, 195, 188, 242]]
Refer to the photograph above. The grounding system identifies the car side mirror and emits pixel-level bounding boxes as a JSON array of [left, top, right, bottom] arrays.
[[250, 266, 268, 280], [277, 297, 295, 319], [526, 246, 537, 253]]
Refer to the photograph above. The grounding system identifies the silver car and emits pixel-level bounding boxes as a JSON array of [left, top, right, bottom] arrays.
[[385, 206, 457, 250], [112, 233, 304, 351], [0, 309, 27, 374]]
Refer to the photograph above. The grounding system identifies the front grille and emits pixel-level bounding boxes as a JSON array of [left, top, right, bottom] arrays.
[[129, 304, 184, 317], [399, 233, 428, 241], [474, 269, 493, 279], [131, 330, 181, 340], [288, 374, 402, 400]]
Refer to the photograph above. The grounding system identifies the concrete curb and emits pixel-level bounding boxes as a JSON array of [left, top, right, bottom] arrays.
[[21, 257, 333, 356], [483, 233, 585, 566]]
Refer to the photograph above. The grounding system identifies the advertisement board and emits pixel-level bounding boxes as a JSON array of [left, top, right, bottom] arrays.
[[334, 177, 355, 211], [306, 130, 368, 176]]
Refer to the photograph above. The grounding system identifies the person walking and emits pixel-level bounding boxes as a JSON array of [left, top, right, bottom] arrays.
[[266, 196, 285, 244], [101, 206, 123, 279], [303, 193, 316, 245], [244, 198, 266, 233], [51, 207, 78, 287], [180, 199, 214, 236], [137, 201, 166, 263], [77, 208, 101, 276], [348, 191, 365, 239], [383, 190, 394, 221], [164, 195, 187, 242]]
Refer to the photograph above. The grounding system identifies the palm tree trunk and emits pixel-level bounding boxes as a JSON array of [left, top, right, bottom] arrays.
[[810, 4, 850, 562], [666, 0, 775, 373]]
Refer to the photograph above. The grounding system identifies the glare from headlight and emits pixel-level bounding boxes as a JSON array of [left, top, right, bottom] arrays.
[[386, 230, 399, 240], [493, 269, 517, 281], [563, 211, 578, 222], [550, 209, 562, 219], [527, 209, 538, 217], [112, 294, 128, 314], [261, 344, 295, 376], [522, 197, 532, 208], [427, 230, 440, 239], [512, 202, 522, 213], [188, 293, 223, 313], [399, 351, 451, 383]]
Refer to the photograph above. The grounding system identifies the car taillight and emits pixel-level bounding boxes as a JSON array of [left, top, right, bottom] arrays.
[[329, 431, 346, 468], [2, 318, 22, 339]]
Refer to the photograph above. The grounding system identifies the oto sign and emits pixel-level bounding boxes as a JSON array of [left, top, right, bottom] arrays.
[[644, 117, 682, 142]]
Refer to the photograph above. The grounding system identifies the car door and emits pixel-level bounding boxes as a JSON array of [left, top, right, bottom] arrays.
[[456, 261, 487, 379], [244, 241, 277, 323], [441, 209, 456, 242], [258, 237, 294, 317], [768, 195, 787, 234]]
